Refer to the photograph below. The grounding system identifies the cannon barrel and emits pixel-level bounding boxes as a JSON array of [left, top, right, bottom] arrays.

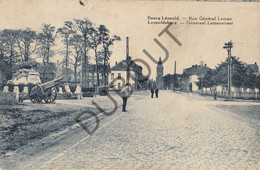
[[41, 77, 63, 90]]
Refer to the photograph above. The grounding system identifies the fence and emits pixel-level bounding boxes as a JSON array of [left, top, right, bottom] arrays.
[[200, 86, 260, 100]]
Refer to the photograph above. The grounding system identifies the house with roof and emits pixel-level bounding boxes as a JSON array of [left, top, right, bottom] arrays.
[[181, 63, 211, 92], [163, 73, 182, 90], [109, 56, 143, 90]]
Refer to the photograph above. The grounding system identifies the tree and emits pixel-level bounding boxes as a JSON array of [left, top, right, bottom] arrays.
[[37, 24, 56, 82], [89, 27, 101, 86], [0, 29, 19, 68], [57, 21, 75, 82], [197, 69, 215, 89], [212, 57, 247, 88], [163, 74, 173, 89], [15, 28, 37, 62], [230, 57, 247, 88], [98, 25, 121, 85], [199, 57, 250, 89], [243, 64, 258, 89], [256, 75, 260, 89], [74, 18, 93, 87], [69, 33, 83, 83]]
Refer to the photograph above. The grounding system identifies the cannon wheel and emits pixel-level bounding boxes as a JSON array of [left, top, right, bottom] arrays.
[[29, 85, 43, 103], [44, 87, 57, 103]]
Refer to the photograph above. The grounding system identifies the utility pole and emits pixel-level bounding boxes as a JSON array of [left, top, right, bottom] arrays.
[[223, 41, 233, 101], [126, 37, 130, 85]]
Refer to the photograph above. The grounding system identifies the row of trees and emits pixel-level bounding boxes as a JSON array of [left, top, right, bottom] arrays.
[[0, 17, 120, 87], [197, 57, 260, 89]]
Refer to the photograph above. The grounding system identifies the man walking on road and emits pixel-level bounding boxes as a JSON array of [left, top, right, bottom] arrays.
[[155, 88, 159, 98], [121, 83, 130, 112], [151, 88, 154, 98]]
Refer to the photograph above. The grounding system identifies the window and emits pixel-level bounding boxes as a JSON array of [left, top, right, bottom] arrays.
[[118, 73, 121, 79], [111, 73, 114, 80], [118, 83, 121, 89]]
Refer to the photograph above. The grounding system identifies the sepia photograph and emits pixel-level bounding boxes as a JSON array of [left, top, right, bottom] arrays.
[[0, 0, 259, 169]]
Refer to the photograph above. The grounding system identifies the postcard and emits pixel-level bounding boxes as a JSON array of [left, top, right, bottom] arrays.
[[0, 0, 259, 169]]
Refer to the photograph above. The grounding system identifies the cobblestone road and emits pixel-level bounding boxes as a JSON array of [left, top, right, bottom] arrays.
[[26, 91, 260, 169]]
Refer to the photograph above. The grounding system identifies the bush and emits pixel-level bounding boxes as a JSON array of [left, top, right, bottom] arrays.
[[0, 93, 17, 105]]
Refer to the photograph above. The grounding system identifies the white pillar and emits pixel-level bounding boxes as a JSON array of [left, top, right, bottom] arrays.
[[58, 87, 63, 94], [255, 88, 259, 100], [231, 87, 235, 97], [234, 88, 236, 97], [64, 83, 70, 93], [74, 84, 81, 94], [3, 86, 9, 92], [14, 86, 19, 101], [23, 86, 28, 94], [74, 84, 82, 100]]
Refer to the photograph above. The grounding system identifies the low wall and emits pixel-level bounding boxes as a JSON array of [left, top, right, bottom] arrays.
[[1, 84, 81, 101]]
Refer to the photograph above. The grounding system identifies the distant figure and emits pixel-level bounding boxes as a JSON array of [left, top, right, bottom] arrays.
[[155, 88, 159, 98], [188, 91, 192, 101], [121, 84, 130, 112], [151, 88, 154, 98], [213, 90, 217, 100]]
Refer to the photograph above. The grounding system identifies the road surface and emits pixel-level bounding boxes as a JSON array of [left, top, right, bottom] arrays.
[[1, 91, 260, 169]]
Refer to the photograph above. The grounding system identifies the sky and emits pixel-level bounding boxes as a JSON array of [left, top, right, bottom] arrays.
[[0, 0, 259, 79]]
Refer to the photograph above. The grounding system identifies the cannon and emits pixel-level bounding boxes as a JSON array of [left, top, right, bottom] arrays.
[[29, 77, 63, 103]]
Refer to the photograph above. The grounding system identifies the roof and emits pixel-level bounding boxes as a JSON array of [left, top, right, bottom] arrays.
[[183, 64, 211, 77], [110, 61, 134, 71], [110, 56, 144, 72]]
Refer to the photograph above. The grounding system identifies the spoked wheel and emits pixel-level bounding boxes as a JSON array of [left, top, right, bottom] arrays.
[[29, 85, 43, 103], [43, 87, 57, 103]]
